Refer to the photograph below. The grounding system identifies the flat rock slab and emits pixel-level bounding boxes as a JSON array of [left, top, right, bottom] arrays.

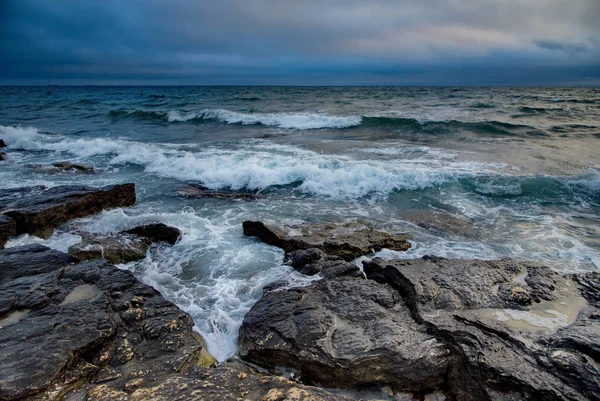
[[0, 244, 215, 400], [243, 220, 411, 261], [0, 183, 135, 238], [26, 162, 95, 174]]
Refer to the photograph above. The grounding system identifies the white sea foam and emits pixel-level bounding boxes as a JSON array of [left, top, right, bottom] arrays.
[[70, 207, 320, 361], [0, 125, 503, 200], [166, 109, 362, 129]]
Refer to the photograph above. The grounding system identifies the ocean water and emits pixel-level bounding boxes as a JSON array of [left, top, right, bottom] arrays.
[[1, 86, 599, 361]]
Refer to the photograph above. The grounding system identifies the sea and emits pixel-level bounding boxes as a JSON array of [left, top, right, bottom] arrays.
[[0, 86, 598, 361]]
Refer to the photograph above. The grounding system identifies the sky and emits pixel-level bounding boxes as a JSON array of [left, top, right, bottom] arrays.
[[1, 0, 599, 85]]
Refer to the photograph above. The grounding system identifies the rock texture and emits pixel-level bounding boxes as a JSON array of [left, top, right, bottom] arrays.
[[69, 224, 181, 264], [178, 184, 258, 200], [0, 245, 354, 401], [239, 247, 600, 401], [0, 215, 16, 248], [26, 162, 95, 174], [0, 184, 136, 238], [243, 220, 411, 261], [0, 244, 215, 400]]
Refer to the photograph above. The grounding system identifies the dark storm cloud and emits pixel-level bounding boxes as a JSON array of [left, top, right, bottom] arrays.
[[1, 0, 599, 85]]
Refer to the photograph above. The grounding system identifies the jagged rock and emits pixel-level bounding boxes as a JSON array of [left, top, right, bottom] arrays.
[[69, 224, 181, 264], [124, 223, 181, 245], [26, 162, 96, 174], [238, 256, 451, 392], [240, 250, 600, 401], [243, 220, 411, 261], [178, 184, 258, 200], [0, 183, 135, 238], [69, 232, 151, 264], [363, 257, 598, 401], [0, 215, 16, 248], [0, 139, 6, 148], [0, 245, 216, 400]]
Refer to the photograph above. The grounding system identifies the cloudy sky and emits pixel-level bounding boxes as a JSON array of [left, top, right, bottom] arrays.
[[1, 0, 599, 85]]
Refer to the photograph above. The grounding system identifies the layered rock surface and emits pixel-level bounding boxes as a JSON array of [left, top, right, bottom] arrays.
[[0, 245, 355, 401], [239, 229, 600, 401], [243, 220, 411, 261], [0, 184, 135, 240]]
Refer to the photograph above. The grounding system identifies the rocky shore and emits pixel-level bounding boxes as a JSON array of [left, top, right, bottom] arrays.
[[0, 183, 598, 400]]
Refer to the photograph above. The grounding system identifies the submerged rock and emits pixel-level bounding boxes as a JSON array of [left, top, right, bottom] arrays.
[[177, 184, 258, 200], [240, 253, 600, 400], [27, 161, 96, 174], [243, 220, 411, 261], [0, 183, 135, 239], [0, 152, 7, 161]]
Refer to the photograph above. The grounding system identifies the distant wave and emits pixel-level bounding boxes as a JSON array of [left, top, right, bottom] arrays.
[[106, 108, 551, 136]]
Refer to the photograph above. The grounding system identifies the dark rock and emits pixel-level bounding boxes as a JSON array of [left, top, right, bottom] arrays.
[[401, 209, 474, 237], [0, 245, 216, 400], [0, 139, 6, 148], [238, 258, 450, 392], [362, 257, 597, 401], [0, 152, 7, 161], [243, 220, 411, 261], [0, 215, 16, 248], [240, 251, 599, 400], [178, 184, 258, 200], [69, 232, 151, 264], [124, 223, 181, 245], [26, 162, 96, 174], [0, 183, 136, 239]]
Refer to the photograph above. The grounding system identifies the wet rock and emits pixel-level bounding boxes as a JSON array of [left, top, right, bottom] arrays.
[[69, 232, 150, 264], [401, 209, 474, 237], [124, 223, 181, 245], [0, 183, 135, 238], [0, 214, 16, 248], [238, 257, 450, 392], [27, 161, 96, 174], [0, 152, 7, 161], [0, 245, 215, 400], [363, 257, 598, 401], [243, 220, 411, 261], [0, 139, 6, 148], [178, 184, 258, 200]]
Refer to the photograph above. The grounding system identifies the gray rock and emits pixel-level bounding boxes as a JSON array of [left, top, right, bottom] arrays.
[[0, 245, 216, 400], [124, 223, 181, 245], [69, 232, 151, 264], [0, 215, 16, 248], [238, 259, 450, 392], [178, 184, 258, 200], [0, 184, 136, 238], [243, 220, 411, 261]]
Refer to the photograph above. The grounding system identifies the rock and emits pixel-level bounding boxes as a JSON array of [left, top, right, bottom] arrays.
[[0, 183, 135, 239], [0, 245, 216, 400], [362, 257, 598, 401], [0, 152, 7, 161], [69, 232, 151, 264], [26, 162, 96, 174], [0, 215, 16, 248], [124, 223, 181, 245], [178, 184, 258, 200], [0, 139, 6, 148], [401, 210, 474, 237], [243, 220, 411, 261], [69, 224, 181, 264], [238, 256, 451, 392]]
